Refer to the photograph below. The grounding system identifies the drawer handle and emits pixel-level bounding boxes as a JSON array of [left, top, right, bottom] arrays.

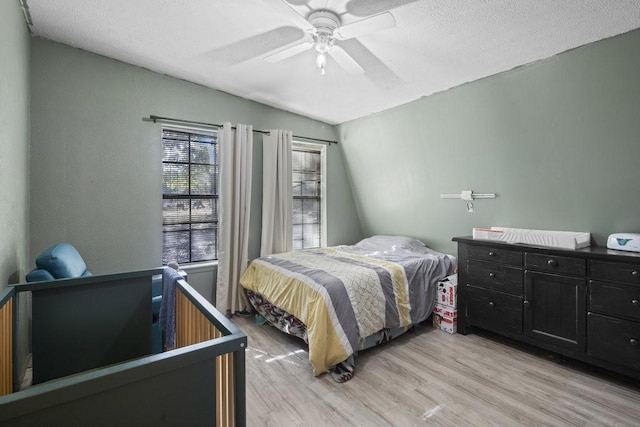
[[488, 251, 495, 257], [547, 259, 558, 267], [631, 339, 639, 346], [633, 270, 640, 278], [632, 299, 640, 307], [523, 300, 531, 308], [489, 301, 495, 309], [489, 272, 495, 278]]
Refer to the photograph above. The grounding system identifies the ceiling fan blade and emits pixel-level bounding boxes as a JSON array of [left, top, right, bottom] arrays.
[[336, 39, 401, 88], [333, 11, 396, 40], [264, 41, 313, 63], [328, 46, 365, 74], [261, 0, 315, 33], [345, 0, 420, 17], [209, 26, 304, 64]]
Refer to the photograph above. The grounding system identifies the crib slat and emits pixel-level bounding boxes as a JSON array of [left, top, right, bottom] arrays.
[[0, 297, 13, 397], [174, 288, 235, 426]]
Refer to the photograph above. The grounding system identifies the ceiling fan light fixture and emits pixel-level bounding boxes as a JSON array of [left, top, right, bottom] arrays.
[[314, 31, 332, 75], [316, 51, 327, 75], [314, 32, 331, 53], [308, 11, 340, 76]]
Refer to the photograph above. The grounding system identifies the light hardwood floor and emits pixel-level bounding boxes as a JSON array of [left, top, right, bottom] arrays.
[[233, 316, 640, 426]]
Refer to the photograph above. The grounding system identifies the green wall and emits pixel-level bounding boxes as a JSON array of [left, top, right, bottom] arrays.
[[0, 0, 30, 388], [29, 38, 362, 301], [338, 29, 640, 255], [0, 0, 30, 288]]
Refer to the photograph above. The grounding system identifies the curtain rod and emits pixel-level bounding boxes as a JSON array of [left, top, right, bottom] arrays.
[[143, 115, 338, 145]]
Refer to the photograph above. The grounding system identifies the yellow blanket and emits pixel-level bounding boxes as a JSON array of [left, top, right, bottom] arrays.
[[240, 248, 412, 376]]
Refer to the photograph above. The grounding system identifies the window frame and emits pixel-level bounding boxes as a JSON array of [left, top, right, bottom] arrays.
[[161, 125, 219, 265], [291, 140, 327, 250]]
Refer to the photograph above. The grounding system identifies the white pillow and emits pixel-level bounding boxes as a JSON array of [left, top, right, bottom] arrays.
[[354, 235, 427, 252]]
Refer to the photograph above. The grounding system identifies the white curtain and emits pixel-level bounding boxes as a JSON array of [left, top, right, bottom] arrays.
[[216, 123, 253, 316], [261, 130, 293, 256]]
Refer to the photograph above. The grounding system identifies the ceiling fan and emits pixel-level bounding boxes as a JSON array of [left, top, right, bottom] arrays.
[[261, 0, 398, 76]]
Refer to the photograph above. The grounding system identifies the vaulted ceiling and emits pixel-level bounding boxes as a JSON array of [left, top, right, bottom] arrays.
[[24, 0, 640, 124]]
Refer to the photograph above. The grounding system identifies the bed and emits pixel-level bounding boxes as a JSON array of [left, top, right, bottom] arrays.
[[239, 235, 455, 382]]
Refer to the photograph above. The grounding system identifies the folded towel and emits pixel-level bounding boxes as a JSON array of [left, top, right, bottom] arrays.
[[159, 267, 183, 349]]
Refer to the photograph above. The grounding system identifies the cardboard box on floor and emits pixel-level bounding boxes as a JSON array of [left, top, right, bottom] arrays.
[[432, 304, 457, 334], [437, 274, 457, 309]]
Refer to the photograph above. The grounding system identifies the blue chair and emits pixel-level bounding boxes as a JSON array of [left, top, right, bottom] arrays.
[[26, 243, 91, 282]]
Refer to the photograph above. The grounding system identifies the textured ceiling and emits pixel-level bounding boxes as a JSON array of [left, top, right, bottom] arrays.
[[24, 0, 640, 125]]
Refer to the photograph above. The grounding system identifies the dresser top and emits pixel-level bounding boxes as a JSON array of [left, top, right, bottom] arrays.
[[453, 236, 640, 262]]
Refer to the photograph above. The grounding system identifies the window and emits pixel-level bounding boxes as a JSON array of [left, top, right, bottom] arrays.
[[162, 128, 218, 264], [292, 142, 326, 249]]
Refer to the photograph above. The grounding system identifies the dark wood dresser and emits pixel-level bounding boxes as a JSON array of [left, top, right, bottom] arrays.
[[453, 236, 640, 380]]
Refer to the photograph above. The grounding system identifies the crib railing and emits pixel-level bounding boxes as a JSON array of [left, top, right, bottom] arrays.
[[0, 269, 247, 426], [0, 287, 14, 397], [174, 278, 246, 427]]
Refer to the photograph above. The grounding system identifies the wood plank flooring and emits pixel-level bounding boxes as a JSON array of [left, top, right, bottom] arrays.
[[233, 316, 640, 426]]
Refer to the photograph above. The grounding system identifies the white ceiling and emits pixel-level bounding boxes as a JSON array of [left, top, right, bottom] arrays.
[[24, 0, 640, 125]]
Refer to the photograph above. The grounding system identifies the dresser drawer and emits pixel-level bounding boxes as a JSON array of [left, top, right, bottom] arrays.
[[589, 280, 640, 321], [467, 260, 523, 294], [525, 253, 586, 276], [466, 286, 522, 335], [587, 313, 640, 370], [467, 245, 522, 266], [591, 260, 640, 284]]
